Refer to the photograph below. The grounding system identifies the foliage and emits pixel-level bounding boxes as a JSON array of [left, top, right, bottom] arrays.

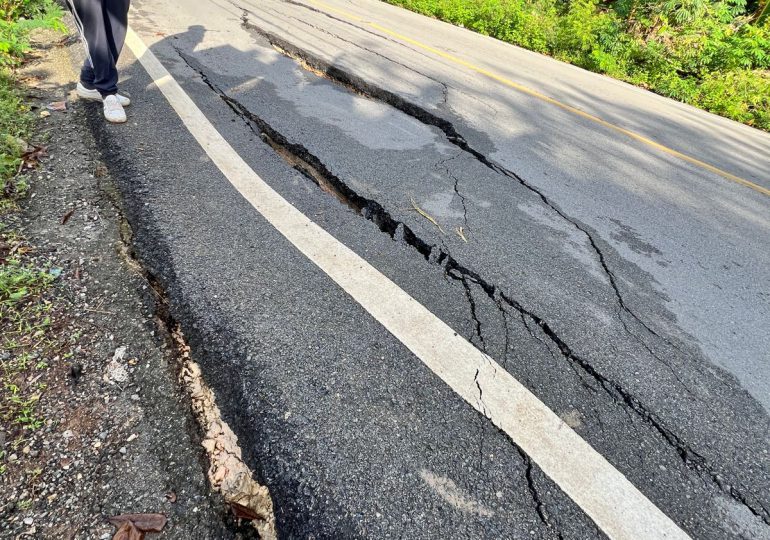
[[385, 0, 770, 130], [0, 1, 62, 462], [0, 259, 53, 305], [0, 0, 60, 204], [1, 255, 54, 439], [0, 0, 63, 67], [0, 72, 29, 187]]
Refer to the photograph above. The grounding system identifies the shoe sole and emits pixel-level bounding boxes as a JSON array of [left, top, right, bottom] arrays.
[[77, 89, 103, 102], [77, 88, 132, 107], [105, 116, 128, 124]]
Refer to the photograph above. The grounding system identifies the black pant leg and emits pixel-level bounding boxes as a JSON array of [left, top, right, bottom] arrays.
[[66, 0, 128, 96], [104, 0, 131, 70]]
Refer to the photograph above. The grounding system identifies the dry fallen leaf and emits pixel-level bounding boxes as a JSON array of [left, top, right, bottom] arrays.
[[47, 101, 67, 111], [21, 145, 47, 169], [111, 521, 142, 540], [230, 502, 262, 521], [61, 209, 75, 225], [108, 513, 167, 533]]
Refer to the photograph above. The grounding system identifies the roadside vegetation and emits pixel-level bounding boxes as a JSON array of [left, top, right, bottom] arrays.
[[0, 0, 62, 473], [385, 0, 770, 130]]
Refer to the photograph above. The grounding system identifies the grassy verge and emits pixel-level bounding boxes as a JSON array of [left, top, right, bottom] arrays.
[[0, 0, 63, 473], [384, 0, 770, 130]]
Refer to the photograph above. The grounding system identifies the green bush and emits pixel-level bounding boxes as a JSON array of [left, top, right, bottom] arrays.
[[695, 68, 770, 126], [0, 0, 63, 67], [384, 0, 770, 130], [0, 0, 62, 203], [0, 71, 29, 187]]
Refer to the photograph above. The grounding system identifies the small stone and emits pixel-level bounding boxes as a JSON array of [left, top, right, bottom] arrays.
[[104, 359, 129, 384], [119, 447, 127, 455], [62, 430, 74, 439], [130, 394, 139, 401], [23, 518, 33, 525], [126, 434, 137, 443], [112, 346, 128, 362]]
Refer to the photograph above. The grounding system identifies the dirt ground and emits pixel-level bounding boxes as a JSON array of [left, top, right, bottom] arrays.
[[0, 29, 260, 540]]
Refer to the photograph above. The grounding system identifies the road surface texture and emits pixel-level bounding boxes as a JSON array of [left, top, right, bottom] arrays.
[[79, 0, 769, 537]]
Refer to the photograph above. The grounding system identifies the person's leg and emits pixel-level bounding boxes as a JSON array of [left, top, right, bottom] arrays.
[[104, 0, 131, 73], [66, 0, 118, 96], [80, 60, 96, 90]]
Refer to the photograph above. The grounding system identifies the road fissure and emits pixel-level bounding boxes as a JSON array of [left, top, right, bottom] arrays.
[[173, 45, 769, 524], [239, 17, 692, 367]]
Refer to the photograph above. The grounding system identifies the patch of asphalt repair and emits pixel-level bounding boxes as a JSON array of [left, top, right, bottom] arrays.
[[172, 28, 770, 528]]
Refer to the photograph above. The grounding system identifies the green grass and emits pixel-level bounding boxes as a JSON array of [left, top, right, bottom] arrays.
[[0, 0, 63, 203], [0, 71, 31, 200], [384, 0, 770, 130], [0, 1, 64, 68], [0, 0, 63, 470], [0, 259, 54, 305], [0, 259, 55, 444]]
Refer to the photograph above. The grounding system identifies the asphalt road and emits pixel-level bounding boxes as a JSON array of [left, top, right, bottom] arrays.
[[80, 0, 769, 537]]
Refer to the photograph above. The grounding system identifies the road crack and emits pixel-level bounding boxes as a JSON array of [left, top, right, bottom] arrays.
[[173, 47, 770, 526], [239, 5, 451, 106], [235, 14, 691, 362]]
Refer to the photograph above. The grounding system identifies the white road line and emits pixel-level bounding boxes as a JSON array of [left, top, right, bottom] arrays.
[[125, 27, 691, 540]]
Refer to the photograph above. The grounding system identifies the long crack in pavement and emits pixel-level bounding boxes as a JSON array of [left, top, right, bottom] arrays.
[[172, 45, 770, 525]]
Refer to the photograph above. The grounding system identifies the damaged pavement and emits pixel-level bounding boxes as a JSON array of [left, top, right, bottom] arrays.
[[7, 0, 770, 537], [1, 29, 272, 539]]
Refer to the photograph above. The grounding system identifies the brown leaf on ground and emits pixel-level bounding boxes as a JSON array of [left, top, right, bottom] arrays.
[[112, 521, 143, 540], [21, 145, 47, 169], [47, 101, 67, 111], [60, 209, 75, 225], [230, 502, 262, 521], [108, 513, 167, 533]]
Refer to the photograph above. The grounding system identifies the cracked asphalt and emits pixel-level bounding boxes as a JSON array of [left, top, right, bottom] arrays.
[[75, 0, 770, 537]]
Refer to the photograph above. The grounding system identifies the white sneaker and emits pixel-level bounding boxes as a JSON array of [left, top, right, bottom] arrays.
[[77, 82, 131, 106], [103, 95, 127, 124]]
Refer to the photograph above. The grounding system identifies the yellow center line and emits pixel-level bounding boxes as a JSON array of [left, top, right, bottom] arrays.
[[306, 0, 770, 198]]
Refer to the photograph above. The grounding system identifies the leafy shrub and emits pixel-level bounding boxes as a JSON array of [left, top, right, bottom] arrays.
[[0, 0, 56, 21], [0, 0, 62, 66], [695, 68, 770, 126], [0, 71, 28, 192], [0, 0, 62, 201], [384, 0, 770, 130]]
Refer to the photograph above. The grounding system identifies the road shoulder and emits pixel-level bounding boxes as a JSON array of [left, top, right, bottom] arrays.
[[0, 29, 262, 539]]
